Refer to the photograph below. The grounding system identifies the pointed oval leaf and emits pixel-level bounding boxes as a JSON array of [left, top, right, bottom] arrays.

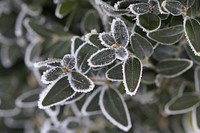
[[99, 32, 115, 47], [81, 88, 101, 115], [162, 0, 185, 16], [75, 43, 98, 74], [62, 54, 75, 70], [147, 25, 184, 45], [34, 58, 62, 68], [137, 13, 161, 32], [106, 63, 123, 81], [156, 58, 193, 78], [68, 71, 94, 93], [15, 89, 40, 108], [115, 47, 129, 60], [41, 67, 63, 84], [88, 48, 116, 67], [100, 1, 129, 16], [195, 67, 200, 92], [184, 18, 200, 56], [129, 3, 150, 15], [185, 44, 200, 65], [130, 32, 153, 59], [85, 33, 105, 49], [99, 88, 132, 132], [71, 36, 84, 55], [192, 105, 200, 132], [165, 93, 200, 115], [38, 75, 76, 109], [122, 56, 143, 96], [111, 18, 129, 47]]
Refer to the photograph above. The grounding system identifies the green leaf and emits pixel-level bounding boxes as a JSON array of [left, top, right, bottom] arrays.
[[106, 63, 123, 81], [142, 68, 157, 85], [99, 32, 115, 47], [81, 88, 101, 115], [55, 1, 76, 19], [192, 105, 200, 132], [115, 47, 129, 60], [68, 71, 94, 93], [165, 93, 200, 115], [137, 13, 161, 32], [147, 25, 184, 45], [99, 88, 132, 132], [0, 93, 20, 117], [34, 58, 62, 68], [38, 75, 76, 109], [100, 1, 129, 16], [185, 44, 200, 65], [156, 58, 193, 78], [195, 67, 200, 92], [85, 33, 105, 49], [114, 0, 136, 9], [149, 0, 162, 14], [88, 48, 116, 67], [62, 54, 75, 70], [41, 67, 63, 84], [81, 10, 100, 33], [122, 56, 142, 96], [129, 3, 150, 15], [130, 32, 153, 59], [162, 0, 185, 16], [111, 18, 129, 47], [64, 93, 85, 105], [75, 43, 98, 73], [184, 17, 200, 56], [15, 89, 40, 108], [71, 36, 84, 55]]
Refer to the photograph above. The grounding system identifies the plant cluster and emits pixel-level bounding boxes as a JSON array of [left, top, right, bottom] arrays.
[[0, 0, 200, 133]]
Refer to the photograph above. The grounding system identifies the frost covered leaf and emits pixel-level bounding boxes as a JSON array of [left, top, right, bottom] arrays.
[[106, 63, 123, 81], [99, 32, 115, 47], [147, 25, 184, 45], [99, 88, 132, 132], [81, 10, 100, 33], [184, 17, 200, 56], [114, 0, 136, 9], [149, 0, 162, 14], [184, 0, 195, 8], [85, 33, 105, 49], [64, 93, 84, 105], [130, 32, 153, 59], [165, 93, 200, 115], [34, 58, 62, 68], [195, 67, 200, 92], [111, 18, 129, 47], [38, 75, 75, 109], [68, 71, 94, 93], [41, 67, 63, 84], [15, 89, 40, 108], [129, 3, 150, 15], [162, 0, 185, 16], [115, 47, 129, 60], [0, 93, 20, 117], [62, 54, 75, 70], [75, 43, 98, 73], [100, 1, 129, 16], [185, 45, 200, 65], [122, 56, 142, 96], [55, 1, 76, 19], [192, 106, 200, 132], [88, 48, 116, 67], [71, 36, 84, 55], [81, 88, 101, 115], [156, 58, 193, 78], [137, 13, 161, 32]]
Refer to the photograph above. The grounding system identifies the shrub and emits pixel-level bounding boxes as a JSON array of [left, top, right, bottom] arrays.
[[0, 0, 200, 132]]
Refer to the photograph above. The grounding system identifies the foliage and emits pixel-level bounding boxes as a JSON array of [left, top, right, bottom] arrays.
[[0, 0, 200, 132]]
